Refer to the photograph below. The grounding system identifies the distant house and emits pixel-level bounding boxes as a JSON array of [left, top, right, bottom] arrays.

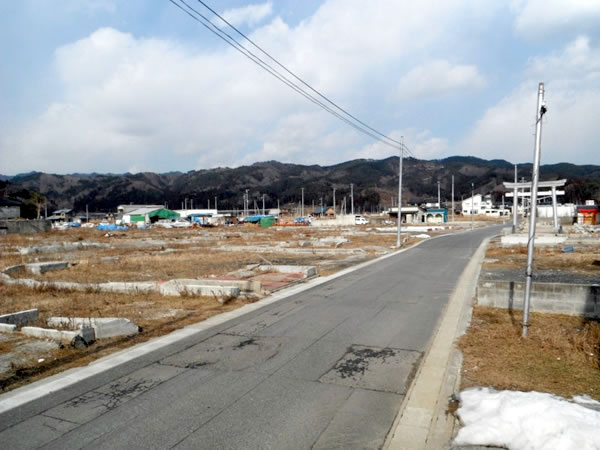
[[121, 207, 179, 225], [388, 206, 426, 224], [461, 194, 492, 215], [47, 209, 73, 223], [0, 198, 21, 219], [312, 206, 335, 217]]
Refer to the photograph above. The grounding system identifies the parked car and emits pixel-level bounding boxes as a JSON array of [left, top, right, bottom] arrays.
[[355, 215, 369, 225]]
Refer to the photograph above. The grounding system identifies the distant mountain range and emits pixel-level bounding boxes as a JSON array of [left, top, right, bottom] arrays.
[[2, 156, 599, 218]]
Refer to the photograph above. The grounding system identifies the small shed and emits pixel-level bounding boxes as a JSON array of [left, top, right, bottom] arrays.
[[425, 208, 447, 224], [577, 206, 599, 225]]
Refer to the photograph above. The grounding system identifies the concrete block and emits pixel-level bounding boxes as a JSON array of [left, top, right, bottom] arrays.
[[21, 326, 79, 344], [26, 261, 70, 274], [0, 323, 17, 333], [180, 278, 262, 293], [253, 264, 318, 278], [0, 308, 39, 326], [47, 317, 138, 339], [2, 265, 25, 276]]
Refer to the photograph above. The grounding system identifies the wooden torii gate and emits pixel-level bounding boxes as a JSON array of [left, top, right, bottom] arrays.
[[504, 179, 566, 233]]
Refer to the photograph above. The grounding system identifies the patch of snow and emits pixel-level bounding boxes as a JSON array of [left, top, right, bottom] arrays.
[[454, 387, 600, 450], [415, 234, 430, 239]]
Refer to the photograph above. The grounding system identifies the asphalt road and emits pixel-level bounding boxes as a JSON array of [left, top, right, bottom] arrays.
[[0, 225, 502, 449]]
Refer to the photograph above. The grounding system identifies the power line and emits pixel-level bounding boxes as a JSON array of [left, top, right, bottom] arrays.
[[169, 0, 413, 156], [195, 0, 406, 151]]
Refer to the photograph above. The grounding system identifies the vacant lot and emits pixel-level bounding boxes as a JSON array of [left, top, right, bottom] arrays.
[[1, 222, 455, 391]]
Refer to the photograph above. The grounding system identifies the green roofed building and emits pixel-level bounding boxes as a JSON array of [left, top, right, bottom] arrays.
[[122, 207, 179, 225]]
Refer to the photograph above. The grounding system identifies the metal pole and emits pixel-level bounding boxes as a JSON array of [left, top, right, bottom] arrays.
[[86, 204, 88, 223], [471, 183, 474, 231], [350, 184, 354, 216], [333, 187, 336, 215], [215, 197, 217, 212], [396, 137, 404, 248], [523, 82, 546, 338], [451, 176, 454, 222], [551, 186, 559, 233], [512, 165, 518, 233], [301, 188, 304, 217], [262, 194, 265, 215], [437, 180, 441, 208]]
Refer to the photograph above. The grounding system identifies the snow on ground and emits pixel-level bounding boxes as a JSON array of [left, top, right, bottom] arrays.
[[454, 387, 600, 450]]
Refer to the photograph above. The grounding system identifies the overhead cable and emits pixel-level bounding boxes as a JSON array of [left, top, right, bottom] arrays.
[[169, 0, 412, 156]]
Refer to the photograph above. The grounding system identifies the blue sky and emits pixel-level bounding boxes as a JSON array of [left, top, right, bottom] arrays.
[[1, 0, 599, 175]]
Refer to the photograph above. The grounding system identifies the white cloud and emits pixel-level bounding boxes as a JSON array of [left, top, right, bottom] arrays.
[[215, 2, 273, 28], [1, 0, 502, 174], [511, 0, 600, 39], [458, 35, 600, 165], [396, 60, 486, 100]]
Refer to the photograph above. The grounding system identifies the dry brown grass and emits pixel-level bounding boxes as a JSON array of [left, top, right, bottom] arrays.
[[0, 281, 256, 392], [459, 306, 600, 400], [0, 224, 441, 391], [484, 242, 600, 274]]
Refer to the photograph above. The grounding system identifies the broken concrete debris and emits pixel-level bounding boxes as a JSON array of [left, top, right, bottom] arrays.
[[47, 317, 139, 339], [0, 308, 39, 327]]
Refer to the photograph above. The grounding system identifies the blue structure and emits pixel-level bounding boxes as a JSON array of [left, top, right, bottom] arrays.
[[425, 208, 447, 223]]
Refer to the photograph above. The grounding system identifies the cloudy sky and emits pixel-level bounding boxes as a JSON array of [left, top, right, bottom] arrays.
[[1, 0, 599, 175]]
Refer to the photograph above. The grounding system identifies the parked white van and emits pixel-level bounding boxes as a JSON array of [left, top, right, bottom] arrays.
[[355, 215, 369, 225]]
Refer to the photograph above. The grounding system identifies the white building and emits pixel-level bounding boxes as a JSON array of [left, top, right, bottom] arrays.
[[461, 194, 493, 215]]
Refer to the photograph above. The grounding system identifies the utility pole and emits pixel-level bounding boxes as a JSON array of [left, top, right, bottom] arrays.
[[301, 188, 304, 217], [86, 204, 89, 223], [396, 136, 404, 248], [437, 180, 441, 208], [245, 189, 249, 216], [333, 187, 336, 215], [512, 165, 518, 233], [350, 184, 354, 216], [451, 175, 455, 222], [208, 199, 210, 209], [471, 183, 474, 231], [215, 197, 217, 212], [262, 194, 265, 215], [523, 82, 547, 338]]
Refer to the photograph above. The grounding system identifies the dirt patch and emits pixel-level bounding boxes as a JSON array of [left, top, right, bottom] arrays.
[[459, 306, 600, 400]]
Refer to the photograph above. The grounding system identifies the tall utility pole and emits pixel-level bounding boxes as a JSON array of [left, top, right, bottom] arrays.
[[350, 184, 354, 216], [245, 189, 249, 216], [262, 194, 265, 215], [396, 136, 404, 248], [333, 187, 336, 215], [523, 82, 547, 338], [471, 183, 474, 231], [437, 181, 441, 208], [451, 176, 455, 222], [86, 204, 89, 223], [301, 188, 304, 217], [512, 165, 518, 233], [214, 197, 217, 212]]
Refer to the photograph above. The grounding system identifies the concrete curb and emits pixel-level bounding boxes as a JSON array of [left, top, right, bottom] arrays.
[[0, 234, 443, 414], [384, 235, 493, 450]]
